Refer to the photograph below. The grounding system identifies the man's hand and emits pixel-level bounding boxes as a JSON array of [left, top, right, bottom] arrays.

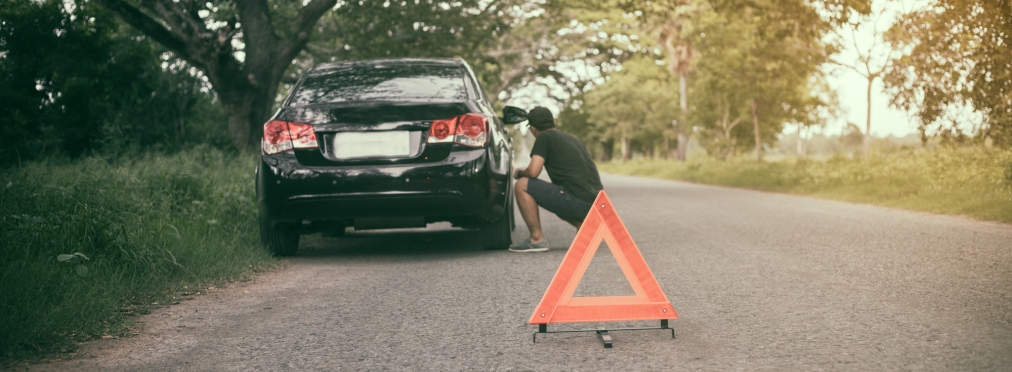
[[515, 156, 546, 180]]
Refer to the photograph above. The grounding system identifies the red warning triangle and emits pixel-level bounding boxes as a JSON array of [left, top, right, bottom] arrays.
[[529, 191, 677, 324]]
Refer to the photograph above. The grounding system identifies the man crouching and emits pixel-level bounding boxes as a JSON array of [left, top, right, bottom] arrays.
[[510, 106, 604, 253]]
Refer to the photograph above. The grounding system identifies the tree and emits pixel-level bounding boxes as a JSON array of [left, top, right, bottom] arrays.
[[686, 6, 751, 159], [883, 0, 1012, 147], [92, 0, 639, 150], [582, 57, 678, 161], [831, 3, 899, 156], [486, 0, 649, 104], [623, 0, 702, 161], [302, 0, 517, 94], [698, 0, 849, 161], [93, 0, 338, 148], [0, 0, 221, 165]]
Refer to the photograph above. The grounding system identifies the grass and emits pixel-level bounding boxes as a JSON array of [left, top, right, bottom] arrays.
[[599, 146, 1012, 224], [0, 146, 276, 362]]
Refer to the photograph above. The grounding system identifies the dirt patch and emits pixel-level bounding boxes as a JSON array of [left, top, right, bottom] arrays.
[[22, 262, 294, 372]]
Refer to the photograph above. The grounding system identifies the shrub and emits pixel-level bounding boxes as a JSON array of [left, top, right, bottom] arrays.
[[0, 147, 274, 360], [599, 147, 1012, 224]]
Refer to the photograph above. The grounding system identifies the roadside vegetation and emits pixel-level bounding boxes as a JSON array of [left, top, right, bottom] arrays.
[[0, 147, 275, 361], [599, 146, 1012, 224]]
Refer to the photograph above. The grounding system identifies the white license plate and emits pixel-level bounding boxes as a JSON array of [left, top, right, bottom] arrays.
[[332, 131, 411, 159]]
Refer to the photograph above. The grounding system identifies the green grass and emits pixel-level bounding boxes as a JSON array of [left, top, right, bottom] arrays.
[[599, 147, 1012, 224], [0, 146, 276, 361]]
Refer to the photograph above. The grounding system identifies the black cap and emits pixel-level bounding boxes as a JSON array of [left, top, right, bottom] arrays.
[[528, 106, 555, 130]]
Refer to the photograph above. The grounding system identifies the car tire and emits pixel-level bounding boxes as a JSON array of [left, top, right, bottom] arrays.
[[481, 195, 514, 250], [260, 217, 299, 256]]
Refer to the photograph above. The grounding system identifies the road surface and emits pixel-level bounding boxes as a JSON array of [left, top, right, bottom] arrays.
[[30, 173, 1012, 370]]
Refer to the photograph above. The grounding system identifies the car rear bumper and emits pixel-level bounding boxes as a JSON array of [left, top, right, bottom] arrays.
[[257, 148, 506, 228], [281, 190, 472, 220]]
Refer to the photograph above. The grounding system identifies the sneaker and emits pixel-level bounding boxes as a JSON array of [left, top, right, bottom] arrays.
[[509, 238, 550, 252]]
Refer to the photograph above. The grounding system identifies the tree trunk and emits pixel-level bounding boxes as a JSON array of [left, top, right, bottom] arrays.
[[620, 135, 631, 162], [725, 138, 736, 160], [751, 99, 762, 162], [223, 96, 254, 148], [863, 75, 873, 157], [796, 124, 805, 158], [663, 136, 671, 159], [600, 139, 614, 162], [676, 72, 689, 161], [218, 77, 279, 148]]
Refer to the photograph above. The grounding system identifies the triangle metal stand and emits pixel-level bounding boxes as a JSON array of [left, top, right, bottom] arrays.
[[532, 320, 675, 349]]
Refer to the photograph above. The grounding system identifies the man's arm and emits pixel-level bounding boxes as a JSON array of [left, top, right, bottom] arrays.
[[514, 155, 545, 179]]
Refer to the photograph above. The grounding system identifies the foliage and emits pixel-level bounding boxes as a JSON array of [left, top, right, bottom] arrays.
[[883, 0, 1012, 147], [92, 0, 343, 148], [828, 2, 899, 157], [0, 0, 226, 166], [474, 0, 643, 105], [699, 0, 840, 160], [572, 0, 858, 162], [600, 146, 1012, 223], [580, 57, 679, 161], [0, 147, 275, 361], [297, 0, 517, 90], [302, 0, 648, 106], [94, 0, 564, 148]]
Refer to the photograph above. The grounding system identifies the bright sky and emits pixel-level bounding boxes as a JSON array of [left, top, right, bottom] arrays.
[[825, 69, 916, 137], [820, 0, 924, 138]]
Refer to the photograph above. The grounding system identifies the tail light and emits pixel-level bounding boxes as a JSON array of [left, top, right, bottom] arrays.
[[262, 120, 317, 155], [426, 113, 487, 147], [288, 122, 318, 149]]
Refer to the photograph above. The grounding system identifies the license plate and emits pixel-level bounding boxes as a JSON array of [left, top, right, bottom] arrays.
[[332, 131, 411, 159]]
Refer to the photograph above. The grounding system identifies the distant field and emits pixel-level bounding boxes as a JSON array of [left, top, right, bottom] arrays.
[[599, 147, 1012, 224], [0, 147, 275, 361]]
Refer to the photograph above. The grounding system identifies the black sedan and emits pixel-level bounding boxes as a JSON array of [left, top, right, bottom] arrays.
[[256, 58, 528, 255]]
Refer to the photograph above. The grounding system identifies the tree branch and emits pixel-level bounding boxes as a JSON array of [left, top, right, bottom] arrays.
[[278, 0, 339, 66], [139, 0, 209, 47], [728, 117, 743, 131], [93, 0, 193, 61], [827, 58, 871, 78]]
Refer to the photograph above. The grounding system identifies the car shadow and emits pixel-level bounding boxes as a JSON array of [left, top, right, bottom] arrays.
[[295, 223, 491, 259]]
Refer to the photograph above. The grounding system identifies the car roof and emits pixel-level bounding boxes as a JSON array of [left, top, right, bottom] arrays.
[[309, 58, 464, 76]]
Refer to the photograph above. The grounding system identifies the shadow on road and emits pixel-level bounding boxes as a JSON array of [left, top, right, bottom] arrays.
[[295, 224, 490, 259]]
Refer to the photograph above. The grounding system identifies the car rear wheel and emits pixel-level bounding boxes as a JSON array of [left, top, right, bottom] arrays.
[[481, 196, 514, 250], [260, 218, 300, 256]]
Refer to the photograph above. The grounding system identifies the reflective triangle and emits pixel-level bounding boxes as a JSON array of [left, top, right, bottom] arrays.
[[528, 191, 677, 324]]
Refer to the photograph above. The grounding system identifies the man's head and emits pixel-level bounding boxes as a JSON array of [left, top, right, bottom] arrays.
[[527, 106, 555, 136]]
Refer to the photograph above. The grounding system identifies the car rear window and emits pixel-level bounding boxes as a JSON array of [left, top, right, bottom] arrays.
[[290, 64, 469, 105]]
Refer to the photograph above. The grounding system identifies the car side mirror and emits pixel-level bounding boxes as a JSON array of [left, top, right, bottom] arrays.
[[501, 106, 528, 125]]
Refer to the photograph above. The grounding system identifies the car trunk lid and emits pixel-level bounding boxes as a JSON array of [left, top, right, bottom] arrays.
[[278, 101, 472, 166]]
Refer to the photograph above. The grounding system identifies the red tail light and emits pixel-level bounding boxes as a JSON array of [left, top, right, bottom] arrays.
[[287, 122, 318, 149], [426, 113, 487, 147], [263, 120, 293, 155], [262, 120, 317, 155], [428, 118, 456, 143]]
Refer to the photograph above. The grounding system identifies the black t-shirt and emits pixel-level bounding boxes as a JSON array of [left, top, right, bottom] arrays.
[[529, 129, 604, 201]]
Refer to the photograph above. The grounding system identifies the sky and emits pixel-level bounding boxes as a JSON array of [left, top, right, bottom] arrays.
[[825, 67, 916, 138], [819, 0, 924, 138]]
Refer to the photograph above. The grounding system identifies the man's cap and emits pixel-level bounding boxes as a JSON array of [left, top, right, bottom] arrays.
[[528, 106, 555, 130]]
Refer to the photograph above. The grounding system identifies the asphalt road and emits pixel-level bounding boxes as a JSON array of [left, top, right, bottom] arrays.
[[30, 173, 1012, 371]]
